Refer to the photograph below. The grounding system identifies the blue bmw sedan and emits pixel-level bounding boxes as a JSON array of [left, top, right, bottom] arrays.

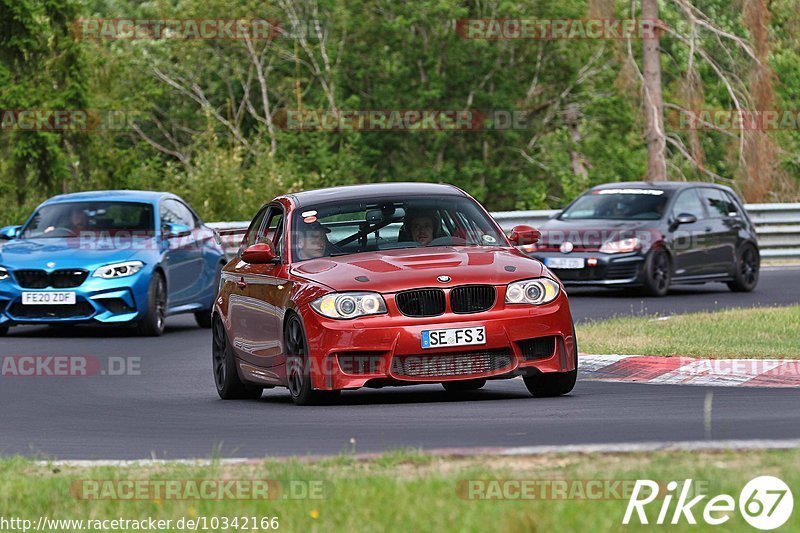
[[0, 191, 226, 336]]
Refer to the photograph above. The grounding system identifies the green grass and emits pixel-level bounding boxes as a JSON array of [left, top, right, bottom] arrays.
[[576, 305, 800, 358], [2, 449, 800, 532]]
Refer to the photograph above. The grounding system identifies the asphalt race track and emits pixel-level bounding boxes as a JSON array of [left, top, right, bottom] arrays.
[[1, 267, 799, 460]]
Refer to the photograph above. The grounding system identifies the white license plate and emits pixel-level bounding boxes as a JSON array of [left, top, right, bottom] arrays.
[[545, 257, 585, 269], [21, 292, 76, 305], [421, 326, 486, 349]]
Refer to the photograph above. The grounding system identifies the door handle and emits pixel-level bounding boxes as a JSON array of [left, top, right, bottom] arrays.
[[705, 227, 712, 232], [237, 277, 247, 289]]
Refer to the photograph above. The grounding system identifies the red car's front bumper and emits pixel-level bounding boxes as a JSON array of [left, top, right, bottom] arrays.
[[300, 291, 575, 391]]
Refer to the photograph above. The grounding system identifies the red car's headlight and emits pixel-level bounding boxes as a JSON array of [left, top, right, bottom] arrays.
[[505, 278, 560, 305], [311, 292, 387, 319]]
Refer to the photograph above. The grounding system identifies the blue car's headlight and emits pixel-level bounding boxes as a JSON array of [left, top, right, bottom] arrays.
[[311, 292, 387, 319], [505, 278, 560, 305], [0, 267, 8, 281], [92, 261, 144, 279]]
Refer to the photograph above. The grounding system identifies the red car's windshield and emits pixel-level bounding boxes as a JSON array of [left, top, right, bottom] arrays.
[[291, 196, 505, 261]]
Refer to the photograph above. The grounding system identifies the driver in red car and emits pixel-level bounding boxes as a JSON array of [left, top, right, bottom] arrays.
[[295, 220, 333, 260], [404, 209, 441, 246]]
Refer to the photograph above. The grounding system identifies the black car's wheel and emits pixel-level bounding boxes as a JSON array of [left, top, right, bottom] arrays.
[[285, 314, 339, 406], [442, 379, 486, 392], [212, 315, 263, 400], [523, 328, 578, 397], [195, 262, 225, 329], [135, 272, 167, 336], [727, 244, 759, 292], [641, 249, 671, 297]]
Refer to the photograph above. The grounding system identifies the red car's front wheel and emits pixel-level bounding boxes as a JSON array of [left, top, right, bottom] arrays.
[[285, 314, 339, 406]]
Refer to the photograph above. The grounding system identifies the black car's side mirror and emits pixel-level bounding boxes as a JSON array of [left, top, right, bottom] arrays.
[[670, 213, 698, 231]]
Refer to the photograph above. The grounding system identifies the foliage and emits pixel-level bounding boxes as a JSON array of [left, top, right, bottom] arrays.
[[1, 0, 798, 225]]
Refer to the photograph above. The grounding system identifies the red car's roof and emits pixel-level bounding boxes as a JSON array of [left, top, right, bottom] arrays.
[[279, 182, 466, 208]]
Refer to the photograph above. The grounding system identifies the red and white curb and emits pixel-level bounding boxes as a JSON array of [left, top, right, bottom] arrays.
[[579, 354, 800, 388]]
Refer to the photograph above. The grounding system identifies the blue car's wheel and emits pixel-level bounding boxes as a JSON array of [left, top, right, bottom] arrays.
[[136, 272, 167, 337], [0, 326, 8, 336]]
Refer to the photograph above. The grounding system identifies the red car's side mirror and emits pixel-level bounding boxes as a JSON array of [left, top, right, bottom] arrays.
[[508, 225, 540, 246], [242, 242, 277, 264]]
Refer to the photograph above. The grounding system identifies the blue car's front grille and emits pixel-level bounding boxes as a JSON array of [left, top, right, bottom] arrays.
[[13, 269, 89, 289], [8, 300, 95, 319]]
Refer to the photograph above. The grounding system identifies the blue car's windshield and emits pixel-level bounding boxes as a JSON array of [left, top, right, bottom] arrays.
[[21, 202, 155, 239]]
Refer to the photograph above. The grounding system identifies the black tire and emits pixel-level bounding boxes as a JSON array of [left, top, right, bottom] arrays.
[[212, 315, 263, 400], [195, 311, 212, 328], [641, 249, 671, 297], [135, 272, 167, 336], [727, 244, 759, 292], [285, 314, 339, 406], [0, 326, 8, 336], [523, 329, 578, 397], [442, 379, 486, 392], [195, 262, 225, 329]]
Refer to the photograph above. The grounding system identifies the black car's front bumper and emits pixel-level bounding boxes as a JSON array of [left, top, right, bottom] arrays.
[[530, 251, 646, 286]]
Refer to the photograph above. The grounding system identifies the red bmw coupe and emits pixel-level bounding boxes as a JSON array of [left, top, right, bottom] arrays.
[[212, 183, 577, 405]]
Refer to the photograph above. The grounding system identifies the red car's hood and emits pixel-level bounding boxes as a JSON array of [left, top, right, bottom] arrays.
[[290, 246, 545, 293]]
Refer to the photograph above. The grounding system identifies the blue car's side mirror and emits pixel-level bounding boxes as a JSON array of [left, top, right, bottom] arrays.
[[162, 222, 192, 239], [0, 225, 22, 240]]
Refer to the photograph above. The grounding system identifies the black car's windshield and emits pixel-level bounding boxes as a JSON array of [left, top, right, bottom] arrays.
[[559, 189, 669, 220], [291, 196, 505, 261], [21, 201, 155, 239]]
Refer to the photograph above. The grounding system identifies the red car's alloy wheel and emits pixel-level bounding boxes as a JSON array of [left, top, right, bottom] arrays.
[[285, 314, 339, 406]]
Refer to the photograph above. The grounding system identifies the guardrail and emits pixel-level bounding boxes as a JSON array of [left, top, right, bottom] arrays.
[[209, 203, 800, 260]]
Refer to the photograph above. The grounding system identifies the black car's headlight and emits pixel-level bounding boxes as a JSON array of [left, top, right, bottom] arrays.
[[599, 237, 640, 254], [92, 261, 144, 279], [311, 292, 387, 319], [0, 267, 8, 281], [505, 278, 560, 305]]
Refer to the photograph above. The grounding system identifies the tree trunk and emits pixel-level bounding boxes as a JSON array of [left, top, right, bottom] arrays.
[[642, 0, 667, 181]]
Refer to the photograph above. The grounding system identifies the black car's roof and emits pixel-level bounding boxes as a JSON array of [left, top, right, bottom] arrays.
[[590, 181, 735, 193], [285, 182, 466, 208]]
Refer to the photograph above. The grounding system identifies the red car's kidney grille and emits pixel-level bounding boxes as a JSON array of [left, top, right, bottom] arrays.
[[395, 289, 445, 317], [450, 285, 495, 314], [391, 349, 513, 378]]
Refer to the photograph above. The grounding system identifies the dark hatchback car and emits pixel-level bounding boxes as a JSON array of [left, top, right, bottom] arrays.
[[527, 182, 759, 296]]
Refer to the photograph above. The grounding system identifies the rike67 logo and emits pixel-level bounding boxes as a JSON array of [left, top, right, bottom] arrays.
[[623, 476, 793, 530]]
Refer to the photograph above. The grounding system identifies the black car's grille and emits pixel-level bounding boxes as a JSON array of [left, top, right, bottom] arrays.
[[13, 269, 89, 289], [395, 289, 446, 317], [391, 349, 513, 378], [518, 336, 556, 361], [450, 285, 495, 314], [8, 301, 94, 319], [606, 262, 639, 280]]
